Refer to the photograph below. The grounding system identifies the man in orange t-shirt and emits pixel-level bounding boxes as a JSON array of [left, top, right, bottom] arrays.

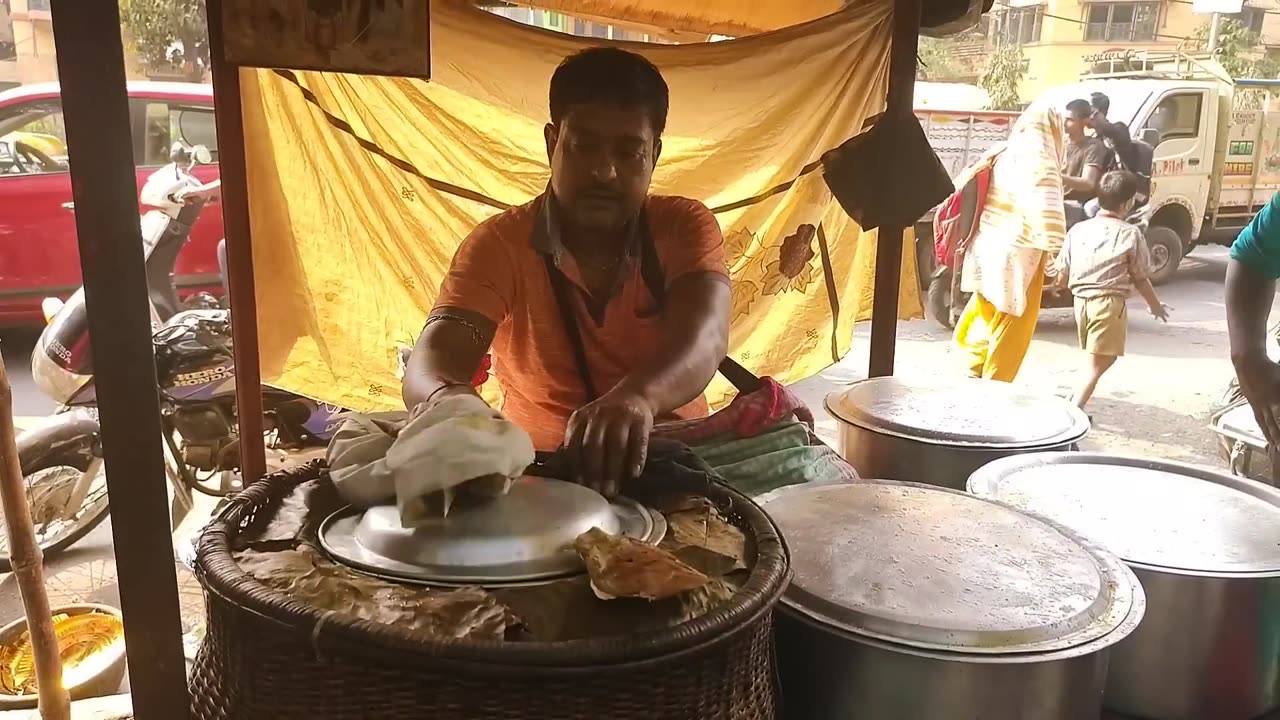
[[402, 47, 731, 496]]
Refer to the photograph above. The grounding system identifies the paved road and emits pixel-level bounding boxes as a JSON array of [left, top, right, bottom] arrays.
[[0, 245, 1262, 673], [794, 245, 1258, 469], [1, 328, 55, 419]]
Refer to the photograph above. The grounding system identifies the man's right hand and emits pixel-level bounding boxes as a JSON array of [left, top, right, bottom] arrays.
[[1235, 351, 1280, 446]]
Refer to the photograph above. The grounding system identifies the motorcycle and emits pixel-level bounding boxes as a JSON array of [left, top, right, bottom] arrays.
[[7, 142, 345, 572], [926, 202, 1153, 330]]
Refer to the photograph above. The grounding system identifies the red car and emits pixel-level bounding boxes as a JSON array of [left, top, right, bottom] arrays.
[[0, 81, 224, 326]]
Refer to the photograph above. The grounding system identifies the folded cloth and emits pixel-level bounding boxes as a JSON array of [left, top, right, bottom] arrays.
[[327, 395, 535, 527], [651, 379, 859, 497], [652, 377, 813, 445], [690, 420, 860, 498]]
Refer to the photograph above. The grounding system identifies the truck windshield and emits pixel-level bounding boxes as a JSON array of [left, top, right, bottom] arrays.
[[1035, 82, 1151, 133]]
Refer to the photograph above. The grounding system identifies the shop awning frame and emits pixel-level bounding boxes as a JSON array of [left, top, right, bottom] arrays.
[[43, 0, 923, 714]]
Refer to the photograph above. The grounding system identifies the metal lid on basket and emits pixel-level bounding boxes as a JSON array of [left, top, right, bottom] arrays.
[[319, 476, 667, 586], [766, 482, 1141, 655], [968, 453, 1280, 575], [824, 377, 1089, 448]]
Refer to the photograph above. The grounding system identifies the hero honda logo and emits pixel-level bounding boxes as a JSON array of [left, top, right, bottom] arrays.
[[171, 366, 233, 388]]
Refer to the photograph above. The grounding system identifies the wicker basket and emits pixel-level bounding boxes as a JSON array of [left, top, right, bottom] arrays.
[[190, 462, 790, 720]]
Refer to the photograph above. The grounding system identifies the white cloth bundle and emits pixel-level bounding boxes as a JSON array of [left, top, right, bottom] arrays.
[[326, 395, 535, 527]]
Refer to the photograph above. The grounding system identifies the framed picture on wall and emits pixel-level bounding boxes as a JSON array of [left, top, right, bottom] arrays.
[[220, 0, 431, 78]]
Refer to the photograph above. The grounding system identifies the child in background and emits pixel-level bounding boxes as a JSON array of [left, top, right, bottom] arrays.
[[1054, 170, 1170, 410]]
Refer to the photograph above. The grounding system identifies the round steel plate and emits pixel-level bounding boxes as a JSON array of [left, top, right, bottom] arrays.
[[969, 452, 1280, 574], [825, 377, 1089, 448], [765, 481, 1141, 655], [319, 476, 667, 585]]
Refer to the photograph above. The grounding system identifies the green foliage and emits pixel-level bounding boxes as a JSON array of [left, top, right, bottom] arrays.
[[118, 0, 209, 81], [918, 37, 964, 81], [1192, 17, 1280, 79], [980, 44, 1027, 110]]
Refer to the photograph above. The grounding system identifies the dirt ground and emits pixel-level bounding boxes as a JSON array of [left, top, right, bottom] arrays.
[[793, 244, 1265, 471]]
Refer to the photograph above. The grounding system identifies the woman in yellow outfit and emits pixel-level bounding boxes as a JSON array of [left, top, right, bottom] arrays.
[[953, 104, 1067, 381]]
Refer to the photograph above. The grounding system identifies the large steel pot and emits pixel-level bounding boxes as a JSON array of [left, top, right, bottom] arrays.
[[825, 377, 1089, 490], [766, 481, 1145, 720], [969, 453, 1280, 719]]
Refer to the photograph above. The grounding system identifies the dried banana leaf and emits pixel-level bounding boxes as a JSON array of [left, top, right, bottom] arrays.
[[235, 545, 524, 641], [665, 505, 747, 571], [650, 492, 714, 514], [574, 527, 709, 601]]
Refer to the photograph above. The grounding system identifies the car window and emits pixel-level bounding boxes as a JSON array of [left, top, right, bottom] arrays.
[[171, 106, 219, 162], [140, 102, 219, 166], [1143, 93, 1203, 144], [142, 101, 172, 167], [0, 100, 69, 176]]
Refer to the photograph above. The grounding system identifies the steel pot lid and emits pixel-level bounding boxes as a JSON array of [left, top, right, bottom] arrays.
[[969, 453, 1280, 575], [825, 377, 1089, 448], [319, 476, 667, 585], [765, 481, 1140, 655]]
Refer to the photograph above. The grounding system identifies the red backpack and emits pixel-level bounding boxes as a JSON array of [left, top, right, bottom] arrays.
[[933, 151, 1000, 269]]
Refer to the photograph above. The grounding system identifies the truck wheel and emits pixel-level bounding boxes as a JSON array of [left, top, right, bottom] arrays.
[[927, 271, 955, 330], [1145, 226, 1183, 286]]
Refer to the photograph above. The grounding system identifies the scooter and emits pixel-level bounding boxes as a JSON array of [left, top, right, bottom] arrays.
[[8, 142, 345, 572]]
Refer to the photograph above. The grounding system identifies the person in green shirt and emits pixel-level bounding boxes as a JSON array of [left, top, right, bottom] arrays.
[[1226, 191, 1280, 443]]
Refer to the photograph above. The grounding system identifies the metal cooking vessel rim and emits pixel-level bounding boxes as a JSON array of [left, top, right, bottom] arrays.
[[824, 377, 1090, 449], [968, 452, 1280, 575], [317, 481, 667, 585], [767, 480, 1145, 655], [777, 575, 1147, 664]]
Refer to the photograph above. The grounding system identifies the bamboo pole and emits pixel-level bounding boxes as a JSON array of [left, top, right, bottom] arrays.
[[0, 354, 70, 719]]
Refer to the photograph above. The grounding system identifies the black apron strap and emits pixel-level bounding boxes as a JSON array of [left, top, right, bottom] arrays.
[[635, 215, 763, 395], [543, 253, 600, 401], [543, 204, 764, 403]]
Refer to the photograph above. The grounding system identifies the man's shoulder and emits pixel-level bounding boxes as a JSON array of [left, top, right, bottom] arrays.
[[647, 194, 713, 218], [466, 200, 538, 246]]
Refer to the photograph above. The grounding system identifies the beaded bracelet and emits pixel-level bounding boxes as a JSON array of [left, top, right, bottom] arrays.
[[424, 312, 485, 347]]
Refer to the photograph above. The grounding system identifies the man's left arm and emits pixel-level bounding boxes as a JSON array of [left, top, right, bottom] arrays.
[[616, 272, 730, 413]]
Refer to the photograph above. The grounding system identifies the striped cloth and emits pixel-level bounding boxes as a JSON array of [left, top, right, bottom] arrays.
[[960, 104, 1068, 316]]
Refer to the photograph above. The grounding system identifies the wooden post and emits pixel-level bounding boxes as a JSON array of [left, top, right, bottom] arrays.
[[207, 0, 269, 483], [0, 357, 68, 719], [867, 0, 923, 378], [48, 1, 192, 716]]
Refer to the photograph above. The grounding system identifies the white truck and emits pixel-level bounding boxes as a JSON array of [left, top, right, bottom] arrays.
[[915, 54, 1280, 325]]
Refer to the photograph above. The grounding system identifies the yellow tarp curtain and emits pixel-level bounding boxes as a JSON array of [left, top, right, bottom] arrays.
[[240, 0, 922, 414], [511, 0, 845, 36]]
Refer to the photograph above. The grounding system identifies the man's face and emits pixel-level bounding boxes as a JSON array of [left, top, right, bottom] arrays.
[[545, 102, 661, 232], [1063, 111, 1088, 138]]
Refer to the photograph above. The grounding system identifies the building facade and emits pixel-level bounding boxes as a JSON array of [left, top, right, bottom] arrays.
[[1, 0, 54, 91], [992, 0, 1280, 100]]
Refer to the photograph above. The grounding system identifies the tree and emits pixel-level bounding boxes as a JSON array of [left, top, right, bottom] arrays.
[[118, 0, 210, 82], [917, 37, 965, 81], [1191, 17, 1280, 79], [980, 44, 1026, 111]]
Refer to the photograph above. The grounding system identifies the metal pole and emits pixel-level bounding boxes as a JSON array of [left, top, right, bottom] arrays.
[[47, 2, 191, 717], [867, 0, 922, 378], [1207, 12, 1222, 52], [207, 0, 269, 483]]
